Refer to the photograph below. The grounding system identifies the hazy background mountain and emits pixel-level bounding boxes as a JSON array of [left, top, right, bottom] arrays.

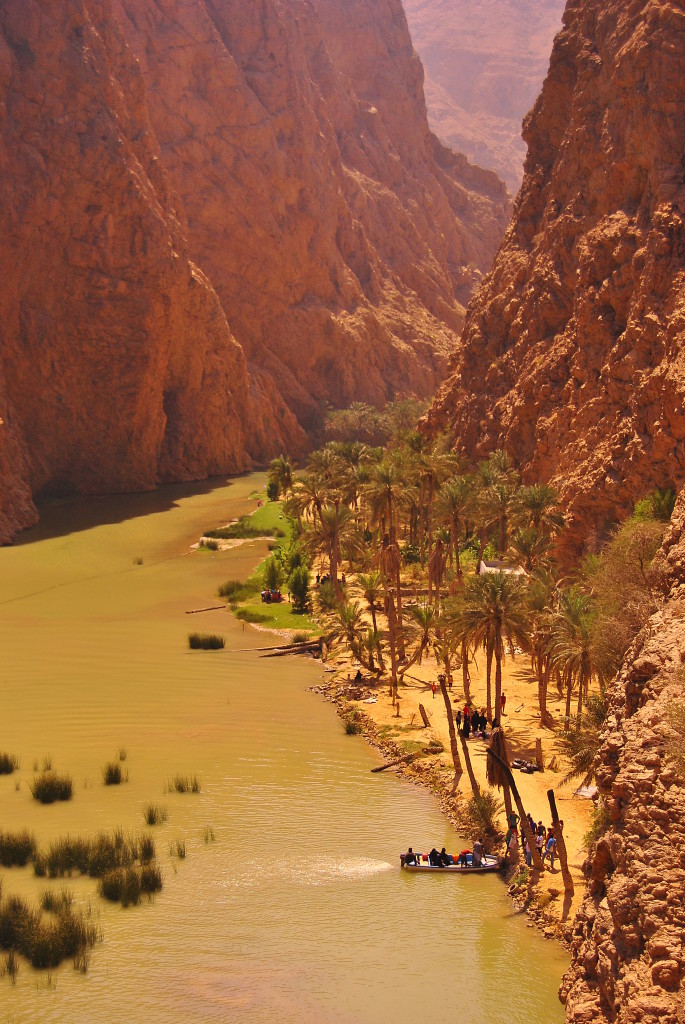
[[402, 0, 566, 191]]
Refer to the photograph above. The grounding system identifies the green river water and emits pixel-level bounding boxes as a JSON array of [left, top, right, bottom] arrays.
[[0, 473, 567, 1023]]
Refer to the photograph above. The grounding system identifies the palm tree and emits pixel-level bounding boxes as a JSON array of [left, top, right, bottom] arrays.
[[508, 526, 550, 573], [268, 454, 293, 498], [356, 570, 384, 635], [513, 483, 565, 536], [304, 503, 357, 592], [400, 602, 438, 679], [329, 600, 365, 663], [548, 588, 603, 732], [454, 572, 530, 722], [413, 440, 459, 564], [436, 476, 472, 583], [437, 672, 463, 794], [361, 628, 385, 675], [527, 570, 556, 727]]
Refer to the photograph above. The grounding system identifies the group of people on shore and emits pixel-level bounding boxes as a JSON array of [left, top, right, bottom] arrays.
[[506, 812, 559, 868]]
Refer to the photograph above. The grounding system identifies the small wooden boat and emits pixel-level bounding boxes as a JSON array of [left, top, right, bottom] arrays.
[[400, 852, 502, 873]]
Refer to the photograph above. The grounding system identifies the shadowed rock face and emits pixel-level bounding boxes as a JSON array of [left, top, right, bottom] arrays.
[[561, 492, 685, 1023], [426, 0, 685, 559], [402, 0, 565, 192], [0, 0, 510, 542]]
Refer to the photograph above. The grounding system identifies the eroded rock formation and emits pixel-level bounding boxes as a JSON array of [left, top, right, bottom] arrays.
[[402, 0, 565, 191], [561, 492, 685, 1023], [426, 0, 685, 558], [0, 0, 509, 541]]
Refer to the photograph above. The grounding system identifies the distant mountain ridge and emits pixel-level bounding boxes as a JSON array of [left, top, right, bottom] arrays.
[[402, 0, 565, 191]]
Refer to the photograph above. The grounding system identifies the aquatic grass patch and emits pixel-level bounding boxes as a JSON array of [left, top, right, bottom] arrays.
[[199, 538, 220, 551], [168, 774, 201, 794], [138, 835, 155, 864], [39, 888, 74, 915], [204, 519, 277, 540], [98, 867, 141, 907], [102, 762, 128, 785], [235, 608, 269, 624], [0, 752, 19, 775], [35, 829, 153, 879], [0, 893, 99, 969], [2, 949, 18, 983], [99, 863, 162, 905], [118, 747, 127, 762], [170, 839, 186, 859], [216, 578, 259, 603], [143, 803, 168, 826], [0, 830, 37, 867], [30, 772, 73, 804], [202, 826, 215, 843], [187, 632, 225, 650]]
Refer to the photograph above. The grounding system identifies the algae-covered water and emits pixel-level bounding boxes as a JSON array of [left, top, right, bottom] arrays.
[[0, 474, 567, 1023]]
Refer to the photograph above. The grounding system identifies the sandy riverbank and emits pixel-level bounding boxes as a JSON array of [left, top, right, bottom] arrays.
[[311, 637, 594, 944]]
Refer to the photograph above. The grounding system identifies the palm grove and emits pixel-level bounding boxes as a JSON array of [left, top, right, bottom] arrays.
[[266, 404, 674, 818]]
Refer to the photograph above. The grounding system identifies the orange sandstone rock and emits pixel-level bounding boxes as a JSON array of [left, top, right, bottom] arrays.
[[0, 0, 509, 539], [426, 0, 685, 559]]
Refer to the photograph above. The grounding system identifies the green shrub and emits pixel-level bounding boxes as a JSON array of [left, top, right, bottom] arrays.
[[200, 538, 220, 551], [584, 800, 612, 848], [0, 752, 19, 775], [288, 565, 311, 613], [204, 517, 278, 540], [188, 632, 225, 650], [266, 481, 279, 502], [290, 630, 312, 644], [467, 791, 504, 837], [263, 555, 284, 591], [344, 715, 363, 735], [401, 543, 421, 565], [0, 830, 37, 867], [30, 773, 73, 804]]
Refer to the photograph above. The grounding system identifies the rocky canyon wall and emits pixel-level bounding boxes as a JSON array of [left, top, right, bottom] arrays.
[[0, 0, 510, 542], [426, 0, 685, 557], [402, 0, 565, 191], [561, 492, 685, 1023]]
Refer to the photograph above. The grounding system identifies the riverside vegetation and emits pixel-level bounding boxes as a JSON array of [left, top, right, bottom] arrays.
[[215, 401, 677, 923]]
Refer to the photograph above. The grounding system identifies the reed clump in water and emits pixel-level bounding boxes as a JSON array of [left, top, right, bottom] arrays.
[[30, 772, 73, 804], [0, 892, 100, 969], [39, 888, 74, 914], [187, 632, 225, 650], [0, 830, 37, 867], [0, 752, 19, 775], [99, 863, 162, 906], [143, 802, 168, 825], [168, 774, 201, 794], [170, 839, 186, 859], [102, 761, 128, 785], [33, 829, 155, 879]]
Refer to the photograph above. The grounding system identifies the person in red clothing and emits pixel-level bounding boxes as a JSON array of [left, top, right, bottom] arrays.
[[500, 693, 507, 715]]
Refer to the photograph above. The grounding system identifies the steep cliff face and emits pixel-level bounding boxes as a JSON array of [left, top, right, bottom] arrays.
[[426, 0, 685, 557], [0, 0, 298, 542], [561, 493, 685, 1023], [402, 0, 565, 191], [114, 0, 508, 428], [0, 0, 509, 541]]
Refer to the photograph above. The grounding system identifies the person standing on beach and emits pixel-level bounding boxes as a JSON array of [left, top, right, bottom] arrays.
[[500, 693, 507, 716], [431, 681, 436, 699]]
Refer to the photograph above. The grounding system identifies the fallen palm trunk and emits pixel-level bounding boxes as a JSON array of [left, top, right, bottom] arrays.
[[371, 748, 440, 773], [547, 788, 574, 895]]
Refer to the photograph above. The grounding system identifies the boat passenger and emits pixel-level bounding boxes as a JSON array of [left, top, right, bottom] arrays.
[[457, 849, 471, 867], [439, 847, 451, 866], [404, 847, 417, 865], [428, 847, 443, 867], [472, 839, 484, 867]]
